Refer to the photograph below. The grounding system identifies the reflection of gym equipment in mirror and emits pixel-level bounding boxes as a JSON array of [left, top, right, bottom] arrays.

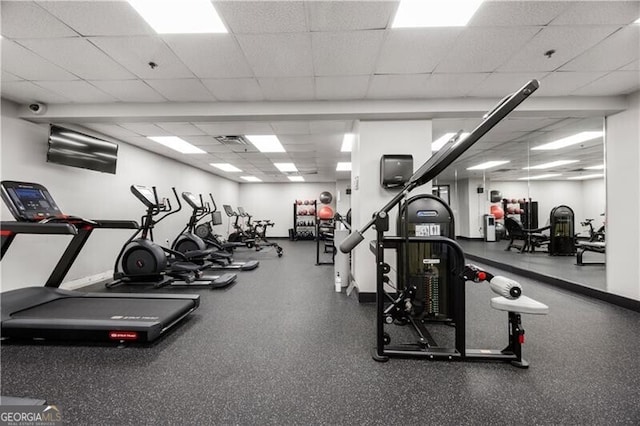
[[316, 192, 335, 266], [431, 184, 450, 205], [340, 80, 549, 367]]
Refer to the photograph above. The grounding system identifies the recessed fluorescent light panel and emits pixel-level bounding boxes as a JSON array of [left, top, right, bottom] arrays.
[[274, 163, 298, 172], [585, 165, 605, 170], [567, 174, 605, 180], [288, 176, 305, 182], [392, 0, 484, 28], [466, 160, 510, 170], [518, 173, 562, 181], [211, 163, 242, 172], [128, 0, 227, 34], [246, 135, 286, 153], [523, 160, 579, 170], [241, 176, 262, 182], [531, 131, 603, 151], [336, 162, 352, 172], [341, 133, 354, 152], [432, 132, 470, 151], [148, 136, 206, 154]]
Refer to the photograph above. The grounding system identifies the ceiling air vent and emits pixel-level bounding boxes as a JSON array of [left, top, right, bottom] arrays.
[[214, 135, 250, 146]]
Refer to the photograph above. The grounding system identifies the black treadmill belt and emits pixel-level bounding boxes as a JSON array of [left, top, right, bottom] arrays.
[[12, 298, 194, 324]]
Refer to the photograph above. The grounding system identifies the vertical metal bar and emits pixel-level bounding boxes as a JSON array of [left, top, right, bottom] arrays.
[[44, 227, 93, 288]]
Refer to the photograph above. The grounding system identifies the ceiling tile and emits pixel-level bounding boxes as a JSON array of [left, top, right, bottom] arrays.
[[37, 0, 155, 36], [215, 1, 307, 33], [1, 1, 78, 38], [181, 136, 223, 146], [312, 30, 384, 76], [18, 37, 135, 80], [237, 33, 313, 77], [270, 121, 311, 135], [315, 75, 370, 100], [620, 59, 640, 70], [537, 71, 608, 96], [90, 80, 166, 102], [83, 123, 141, 140], [258, 77, 314, 101], [193, 122, 274, 136], [119, 123, 169, 136], [435, 27, 541, 73], [155, 123, 206, 136], [307, 1, 396, 32], [377, 28, 462, 74], [571, 71, 640, 96], [2, 39, 77, 81], [367, 74, 430, 99], [0, 80, 71, 104], [550, 1, 640, 25], [285, 144, 316, 153], [498, 26, 620, 72], [1, 71, 22, 82], [467, 72, 549, 97], [308, 121, 352, 135], [560, 26, 640, 71], [469, 1, 571, 26], [423, 73, 490, 98], [201, 78, 264, 101], [145, 79, 215, 102], [162, 34, 253, 79], [89, 36, 194, 79], [34, 80, 117, 103]]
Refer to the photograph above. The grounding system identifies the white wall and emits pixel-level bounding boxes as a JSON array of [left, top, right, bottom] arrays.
[[238, 182, 337, 237], [0, 100, 239, 291], [606, 91, 640, 300], [351, 119, 432, 294]]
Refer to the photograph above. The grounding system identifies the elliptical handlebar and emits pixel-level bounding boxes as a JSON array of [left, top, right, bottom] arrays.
[[208, 194, 218, 213]]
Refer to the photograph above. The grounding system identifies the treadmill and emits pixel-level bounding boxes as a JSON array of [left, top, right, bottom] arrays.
[[0, 180, 200, 343]]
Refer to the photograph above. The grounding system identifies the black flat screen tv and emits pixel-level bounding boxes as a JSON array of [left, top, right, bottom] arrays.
[[47, 125, 118, 174]]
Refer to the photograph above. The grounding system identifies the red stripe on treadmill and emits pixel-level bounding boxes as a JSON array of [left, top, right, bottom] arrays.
[[109, 331, 139, 341], [0, 230, 14, 237]]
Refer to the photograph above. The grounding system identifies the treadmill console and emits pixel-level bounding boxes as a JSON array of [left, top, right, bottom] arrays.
[[130, 185, 157, 208], [1, 181, 62, 221]]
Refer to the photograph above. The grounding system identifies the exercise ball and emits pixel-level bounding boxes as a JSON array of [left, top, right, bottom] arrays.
[[490, 205, 504, 220], [318, 206, 334, 220], [319, 191, 333, 204], [296, 199, 303, 205]]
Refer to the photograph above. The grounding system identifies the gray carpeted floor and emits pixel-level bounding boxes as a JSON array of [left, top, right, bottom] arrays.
[[1, 240, 638, 425]]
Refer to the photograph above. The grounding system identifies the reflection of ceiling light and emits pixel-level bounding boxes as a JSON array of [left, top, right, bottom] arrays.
[[341, 133, 354, 152], [567, 174, 605, 180], [246, 135, 286, 153], [635, 17, 640, 23], [274, 163, 298, 172], [148, 136, 206, 154], [128, 0, 227, 34], [523, 160, 579, 170], [211, 163, 242, 172], [531, 131, 603, 150], [336, 162, 352, 171], [432, 132, 469, 151], [392, 0, 484, 28], [467, 160, 509, 170], [585, 164, 605, 170], [241, 176, 262, 182], [288, 176, 305, 182], [518, 173, 562, 180]]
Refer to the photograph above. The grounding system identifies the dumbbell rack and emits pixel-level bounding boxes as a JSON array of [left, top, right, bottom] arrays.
[[293, 200, 317, 240]]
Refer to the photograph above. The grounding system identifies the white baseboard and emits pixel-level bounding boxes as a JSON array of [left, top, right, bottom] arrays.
[[60, 270, 113, 290]]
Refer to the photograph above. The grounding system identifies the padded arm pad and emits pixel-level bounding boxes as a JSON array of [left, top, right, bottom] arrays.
[[491, 295, 549, 315]]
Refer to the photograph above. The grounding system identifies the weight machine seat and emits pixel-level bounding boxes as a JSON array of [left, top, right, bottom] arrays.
[[491, 295, 549, 315], [576, 241, 606, 253]]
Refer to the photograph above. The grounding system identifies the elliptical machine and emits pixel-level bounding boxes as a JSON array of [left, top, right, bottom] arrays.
[[193, 194, 248, 252], [171, 192, 259, 271], [238, 207, 283, 257], [108, 185, 236, 289]]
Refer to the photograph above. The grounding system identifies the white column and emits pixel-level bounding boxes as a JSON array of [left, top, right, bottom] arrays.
[[350, 120, 432, 295], [606, 91, 640, 300]]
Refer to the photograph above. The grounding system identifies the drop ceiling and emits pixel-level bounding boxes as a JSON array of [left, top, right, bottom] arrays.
[[1, 0, 638, 183]]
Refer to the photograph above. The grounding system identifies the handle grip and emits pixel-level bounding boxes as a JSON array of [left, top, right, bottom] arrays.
[[340, 231, 364, 253]]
